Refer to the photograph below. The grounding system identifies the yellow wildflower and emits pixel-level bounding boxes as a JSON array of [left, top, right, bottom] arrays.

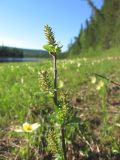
[[14, 122, 40, 133]]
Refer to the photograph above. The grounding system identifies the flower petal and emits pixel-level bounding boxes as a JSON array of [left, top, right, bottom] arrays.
[[32, 123, 40, 130], [14, 128, 23, 132]]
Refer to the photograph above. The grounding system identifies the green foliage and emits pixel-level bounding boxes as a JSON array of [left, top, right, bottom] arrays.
[[43, 44, 62, 54], [43, 25, 62, 55], [43, 25, 80, 160], [68, 0, 120, 57], [0, 46, 23, 58], [0, 54, 120, 159], [1, 23, 120, 159]]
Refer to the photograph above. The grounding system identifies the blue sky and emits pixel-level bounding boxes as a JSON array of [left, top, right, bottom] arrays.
[[0, 0, 103, 51]]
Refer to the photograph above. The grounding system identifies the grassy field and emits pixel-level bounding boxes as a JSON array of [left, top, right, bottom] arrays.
[[0, 55, 120, 159]]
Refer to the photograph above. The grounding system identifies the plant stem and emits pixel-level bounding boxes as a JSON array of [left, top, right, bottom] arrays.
[[94, 73, 120, 87], [53, 54, 58, 106], [61, 125, 67, 160], [52, 53, 67, 159]]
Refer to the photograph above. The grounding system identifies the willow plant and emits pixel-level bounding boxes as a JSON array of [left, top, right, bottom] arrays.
[[43, 25, 62, 105], [43, 25, 67, 160]]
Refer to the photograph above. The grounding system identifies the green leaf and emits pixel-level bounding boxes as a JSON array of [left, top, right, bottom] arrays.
[[43, 44, 56, 53], [65, 117, 80, 125], [43, 44, 62, 53], [55, 45, 62, 53]]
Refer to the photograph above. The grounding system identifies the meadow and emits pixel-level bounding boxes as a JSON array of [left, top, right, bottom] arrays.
[[0, 54, 120, 159]]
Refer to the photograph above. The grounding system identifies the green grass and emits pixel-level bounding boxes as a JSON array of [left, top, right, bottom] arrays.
[[0, 56, 120, 125], [0, 54, 120, 159], [79, 46, 120, 58]]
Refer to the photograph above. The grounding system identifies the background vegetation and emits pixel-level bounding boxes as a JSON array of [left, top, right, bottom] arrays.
[[0, 46, 23, 58], [0, 0, 120, 159], [67, 0, 120, 58]]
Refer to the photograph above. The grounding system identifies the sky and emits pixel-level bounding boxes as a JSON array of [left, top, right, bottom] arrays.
[[0, 0, 103, 51]]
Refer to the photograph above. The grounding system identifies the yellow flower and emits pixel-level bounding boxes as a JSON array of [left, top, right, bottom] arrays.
[[59, 80, 64, 88], [91, 76, 96, 84], [96, 80, 104, 90], [14, 122, 40, 133]]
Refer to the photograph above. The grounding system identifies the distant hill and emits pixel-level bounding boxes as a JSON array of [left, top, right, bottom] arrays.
[[0, 46, 67, 59], [0, 46, 50, 58], [21, 48, 50, 58]]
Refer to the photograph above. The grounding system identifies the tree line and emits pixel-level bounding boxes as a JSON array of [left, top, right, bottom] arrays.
[[0, 46, 23, 58], [67, 0, 120, 57]]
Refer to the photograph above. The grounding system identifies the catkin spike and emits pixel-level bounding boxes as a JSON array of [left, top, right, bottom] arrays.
[[44, 25, 56, 46]]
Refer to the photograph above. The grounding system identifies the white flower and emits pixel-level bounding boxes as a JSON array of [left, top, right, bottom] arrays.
[[70, 60, 74, 64], [54, 123, 61, 128], [83, 57, 87, 62], [21, 78, 24, 84], [14, 122, 40, 133], [91, 76, 96, 84], [96, 80, 104, 90], [77, 63, 81, 67], [116, 123, 120, 127]]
